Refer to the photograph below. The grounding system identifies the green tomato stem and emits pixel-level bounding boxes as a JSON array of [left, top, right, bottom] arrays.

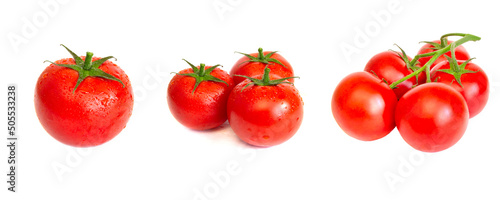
[[199, 63, 206, 76], [258, 48, 265, 60], [410, 51, 435, 66], [262, 67, 271, 84], [440, 33, 466, 45], [83, 52, 93, 70], [234, 66, 299, 91], [389, 33, 481, 89], [176, 59, 228, 94], [45, 45, 124, 93]]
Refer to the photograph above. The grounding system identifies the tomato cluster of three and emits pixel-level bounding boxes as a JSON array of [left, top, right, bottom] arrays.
[[35, 46, 303, 148], [332, 33, 489, 153], [167, 48, 304, 147]]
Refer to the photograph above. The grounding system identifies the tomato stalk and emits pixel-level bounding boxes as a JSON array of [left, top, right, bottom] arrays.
[[174, 59, 229, 94], [198, 63, 207, 77], [83, 52, 93, 70], [410, 33, 469, 65], [410, 33, 477, 67], [410, 52, 434, 66], [389, 33, 480, 89], [235, 47, 288, 68], [44, 44, 125, 93], [436, 43, 478, 88], [440, 33, 468, 45], [235, 66, 299, 90]]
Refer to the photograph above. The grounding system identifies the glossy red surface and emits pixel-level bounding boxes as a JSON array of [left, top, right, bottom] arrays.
[[227, 75, 303, 147], [331, 71, 398, 141], [35, 57, 134, 147], [167, 67, 234, 130]]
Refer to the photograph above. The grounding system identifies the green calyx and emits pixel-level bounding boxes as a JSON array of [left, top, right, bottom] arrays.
[[235, 66, 299, 91], [235, 47, 287, 68], [391, 44, 422, 83], [436, 43, 478, 88], [174, 59, 228, 94], [421, 39, 447, 50], [44, 44, 124, 93]]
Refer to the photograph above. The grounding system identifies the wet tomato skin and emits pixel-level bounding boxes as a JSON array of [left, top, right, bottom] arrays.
[[167, 67, 234, 130], [227, 75, 303, 147], [35, 57, 134, 147], [230, 51, 294, 85]]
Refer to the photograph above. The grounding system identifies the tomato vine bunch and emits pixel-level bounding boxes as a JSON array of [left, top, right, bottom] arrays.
[[168, 48, 303, 147], [332, 33, 489, 152]]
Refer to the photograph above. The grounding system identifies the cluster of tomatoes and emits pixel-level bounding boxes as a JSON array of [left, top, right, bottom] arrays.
[[167, 48, 304, 147], [35, 34, 488, 151], [35, 46, 303, 148], [332, 33, 489, 152]]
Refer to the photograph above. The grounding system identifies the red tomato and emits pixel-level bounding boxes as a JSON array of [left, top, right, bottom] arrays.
[[417, 40, 470, 70], [431, 60, 489, 118], [364, 51, 419, 99], [331, 71, 398, 141], [167, 60, 234, 130], [35, 45, 133, 147], [227, 69, 303, 147], [396, 83, 469, 152], [230, 48, 294, 85]]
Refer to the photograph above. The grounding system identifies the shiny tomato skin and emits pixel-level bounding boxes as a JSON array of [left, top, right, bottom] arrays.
[[417, 40, 470, 70], [396, 83, 469, 152], [331, 71, 398, 141], [364, 51, 417, 99], [35, 57, 134, 147], [431, 61, 489, 118], [230, 51, 294, 85], [167, 67, 234, 130], [227, 75, 303, 147]]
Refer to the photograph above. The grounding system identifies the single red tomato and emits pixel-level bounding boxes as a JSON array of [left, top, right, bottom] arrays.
[[331, 71, 398, 141], [431, 60, 489, 118], [364, 51, 420, 99], [227, 67, 303, 147], [230, 47, 294, 85], [167, 59, 234, 130], [417, 40, 470, 70], [35, 45, 133, 147], [396, 83, 469, 152]]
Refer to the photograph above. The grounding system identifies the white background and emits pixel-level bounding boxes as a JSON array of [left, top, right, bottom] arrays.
[[1, 0, 500, 199]]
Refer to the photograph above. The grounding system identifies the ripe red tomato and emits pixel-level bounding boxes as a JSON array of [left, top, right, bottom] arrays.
[[167, 60, 234, 130], [227, 68, 303, 147], [35, 45, 133, 147], [364, 51, 419, 99], [396, 83, 469, 152], [417, 40, 470, 70], [331, 71, 398, 141], [431, 60, 489, 118], [230, 48, 294, 85]]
